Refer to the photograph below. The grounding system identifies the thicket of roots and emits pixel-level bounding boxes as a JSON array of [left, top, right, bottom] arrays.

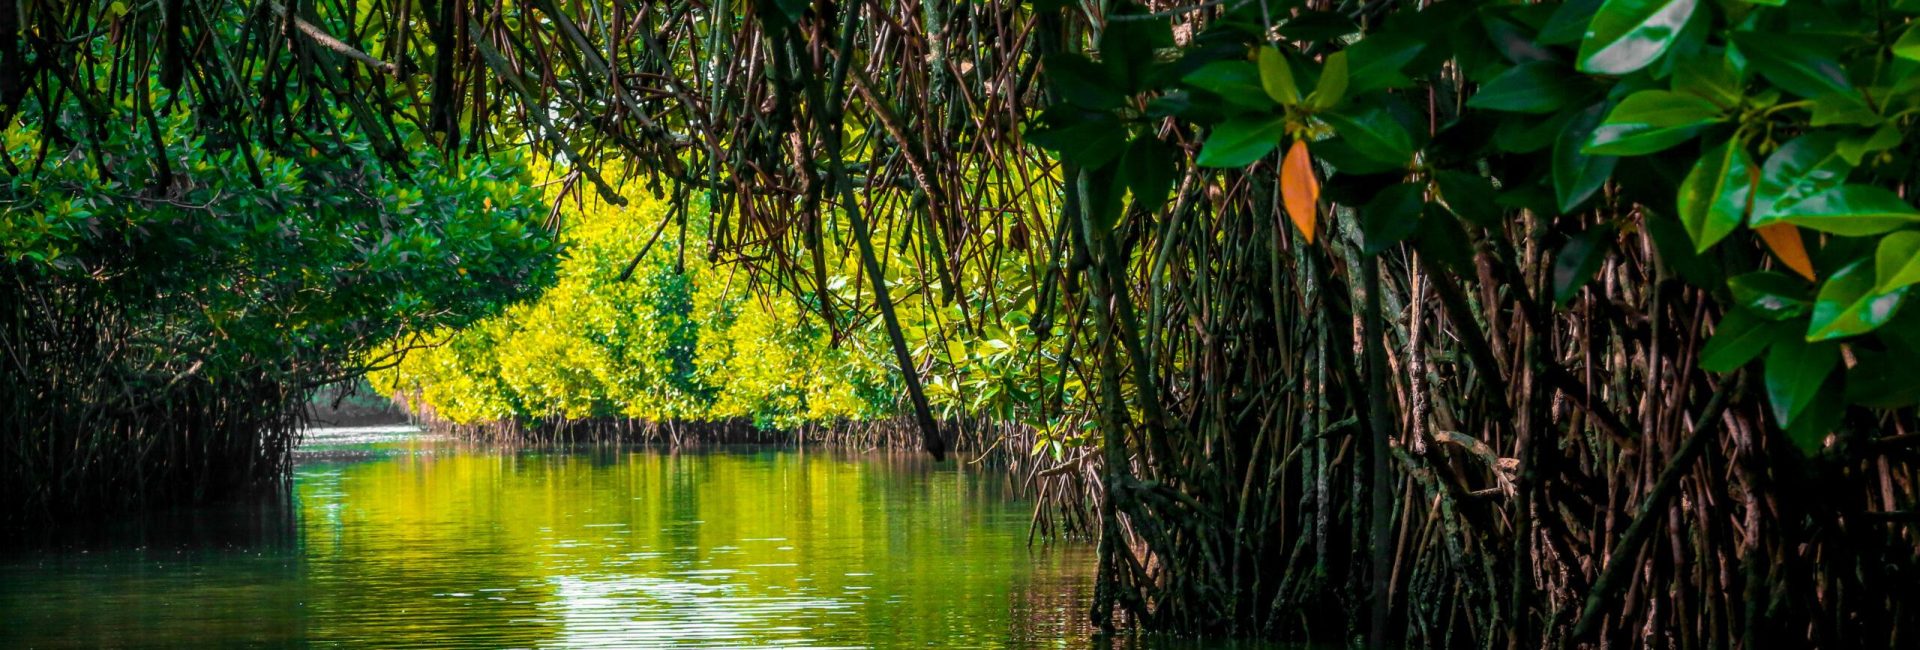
[[1071, 177, 1919, 647], [1, 268, 304, 524]]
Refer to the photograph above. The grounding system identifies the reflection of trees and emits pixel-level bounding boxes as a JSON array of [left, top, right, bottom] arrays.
[[3, 449, 1106, 646]]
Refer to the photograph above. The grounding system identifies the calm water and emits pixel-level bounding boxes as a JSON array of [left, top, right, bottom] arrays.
[[0, 427, 1130, 648]]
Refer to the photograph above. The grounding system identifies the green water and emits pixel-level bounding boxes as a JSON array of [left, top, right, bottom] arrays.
[[0, 429, 1126, 648]]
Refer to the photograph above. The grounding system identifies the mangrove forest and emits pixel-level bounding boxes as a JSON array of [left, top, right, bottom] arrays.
[[4, 0, 1919, 647]]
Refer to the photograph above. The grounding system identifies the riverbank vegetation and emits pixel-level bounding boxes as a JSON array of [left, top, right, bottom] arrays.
[[0, 7, 560, 520], [6, 0, 1920, 647]]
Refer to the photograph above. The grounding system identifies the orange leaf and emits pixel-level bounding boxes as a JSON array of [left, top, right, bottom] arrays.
[[1756, 223, 1815, 281], [1281, 140, 1319, 244]]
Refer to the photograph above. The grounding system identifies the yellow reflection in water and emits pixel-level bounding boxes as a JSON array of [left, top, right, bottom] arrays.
[[0, 448, 1099, 648]]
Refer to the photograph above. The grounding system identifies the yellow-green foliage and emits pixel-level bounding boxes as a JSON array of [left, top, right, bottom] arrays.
[[373, 157, 1091, 443], [371, 176, 889, 429]]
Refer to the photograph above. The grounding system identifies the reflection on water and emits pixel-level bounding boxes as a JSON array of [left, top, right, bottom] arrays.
[[0, 431, 1111, 648]]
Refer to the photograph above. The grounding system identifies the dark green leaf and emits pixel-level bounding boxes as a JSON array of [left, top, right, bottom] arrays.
[[1195, 116, 1287, 168], [1583, 90, 1722, 156], [1677, 140, 1755, 252], [1481, 13, 1559, 64], [1784, 372, 1843, 456], [1027, 119, 1128, 168], [1836, 124, 1903, 166], [1576, 0, 1699, 75], [1699, 308, 1793, 372], [1845, 346, 1920, 408], [1764, 334, 1839, 426], [1554, 102, 1618, 213], [1279, 12, 1360, 43], [1540, 0, 1604, 45], [1728, 271, 1811, 320], [1467, 62, 1592, 114], [1809, 259, 1909, 341], [1343, 32, 1426, 94], [1044, 53, 1126, 110], [1494, 109, 1579, 154], [1182, 61, 1275, 110], [1434, 170, 1502, 229], [1144, 92, 1194, 118], [1099, 7, 1174, 91], [1121, 136, 1177, 215], [1083, 162, 1128, 232], [1360, 183, 1425, 254], [1809, 93, 1880, 127], [1553, 227, 1612, 304], [1414, 203, 1477, 276], [1320, 105, 1415, 170], [1647, 208, 1722, 287], [1729, 32, 1853, 99], [1671, 49, 1743, 107]]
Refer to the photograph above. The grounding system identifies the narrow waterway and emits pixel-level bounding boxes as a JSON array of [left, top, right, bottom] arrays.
[[1, 427, 1260, 648]]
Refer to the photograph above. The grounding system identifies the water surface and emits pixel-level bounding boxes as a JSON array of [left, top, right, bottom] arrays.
[[1, 429, 1120, 648]]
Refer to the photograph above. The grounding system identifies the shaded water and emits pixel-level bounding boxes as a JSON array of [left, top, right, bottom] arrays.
[[1, 428, 1168, 648]]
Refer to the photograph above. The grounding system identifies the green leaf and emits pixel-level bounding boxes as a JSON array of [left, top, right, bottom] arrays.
[[1677, 140, 1755, 252], [1434, 170, 1502, 229], [1874, 231, 1920, 293], [1359, 183, 1425, 254], [1343, 32, 1425, 94], [1182, 61, 1275, 110], [1729, 32, 1853, 99], [1540, 0, 1603, 45], [1647, 208, 1722, 287], [1784, 373, 1843, 456], [1554, 102, 1618, 213], [1320, 104, 1415, 169], [1584, 90, 1722, 156], [1895, 24, 1920, 62], [1846, 346, 1920, 408], [1414, 203, 1477, 276], [1195, 116, 1287, 168], [1765, 334, 1839, 426], [1482, 11, 1560, 64], [1553, 227, 1612, 304], [1258, 46, 1302, 106], [1809, 259, 1909, 341], [1121, 136, 1177, 215], [1699, 308, 1793, 372], [1728, 271, 1811, 320], [1082, 162, 1127, 232], [1027, 118, 1128, 168], [1576, 0, 1699, 75], [1467, 62, 1592, 114], [1808, 93, 1880, 127], [1306, 51, 1349, 110], [1098, 5, 1173, 91], [1044, 53, 1127, 110], [1495, 109, 1579, 153], [1836, 124, 1903, 166], [1767, 185, 1920, 236], [1672, 48, 1743, 107], [1278, 12, 1361, 43], [1751, 133, 1852, 223]]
